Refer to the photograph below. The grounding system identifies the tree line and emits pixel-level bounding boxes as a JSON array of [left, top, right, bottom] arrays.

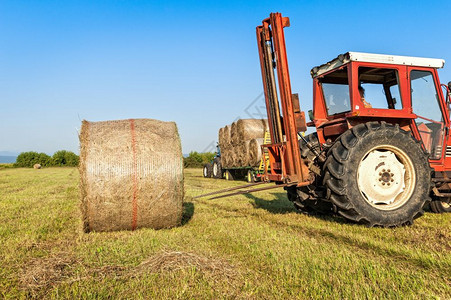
[[183, 151, 215, 168], [14, 150, 79, 168], [14, 150, 214, 168]]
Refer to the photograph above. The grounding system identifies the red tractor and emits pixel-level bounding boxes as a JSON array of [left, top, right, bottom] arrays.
[[255, 13, 451, 226]]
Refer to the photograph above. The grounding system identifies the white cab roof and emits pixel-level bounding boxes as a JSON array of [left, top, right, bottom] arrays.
[[311, 52, 445, 78]]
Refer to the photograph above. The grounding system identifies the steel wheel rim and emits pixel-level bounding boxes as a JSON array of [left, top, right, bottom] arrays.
[[203, 167, 207, 177], [213, 163, 218, 176], [357, 145, 415, 210]]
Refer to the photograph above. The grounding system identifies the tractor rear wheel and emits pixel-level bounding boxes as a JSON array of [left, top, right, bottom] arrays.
[[212, 157, 222, 179], [203, 163, 212, 178], [286, 133, 333, 214], [323, 122, 431, 226], [430, 198, 451, 213]]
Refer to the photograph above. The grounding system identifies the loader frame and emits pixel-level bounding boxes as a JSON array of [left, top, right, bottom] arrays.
[[256, 13, 309, 185]]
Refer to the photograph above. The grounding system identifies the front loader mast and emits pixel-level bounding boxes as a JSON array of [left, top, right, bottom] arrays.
[[195, 13, 311, 200], [256, 13, 310, 185]]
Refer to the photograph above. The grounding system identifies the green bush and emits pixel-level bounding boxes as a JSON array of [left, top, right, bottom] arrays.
[[0, 163, 14, 170], [52, 150, 79, 167], [183, 151, 215, 168], [14, 150, 79, 168], [14, 152, 52, 168]]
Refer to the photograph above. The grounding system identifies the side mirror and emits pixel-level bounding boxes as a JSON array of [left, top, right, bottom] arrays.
[[308, 110, 314, 121]]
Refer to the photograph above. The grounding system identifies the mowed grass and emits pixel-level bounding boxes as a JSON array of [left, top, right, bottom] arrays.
[[0, 167, 449, 299]]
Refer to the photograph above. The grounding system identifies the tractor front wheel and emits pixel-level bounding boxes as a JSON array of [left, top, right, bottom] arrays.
[[430, 198, 451, 213], [286, 133, 333, 214], [323, 122, 431, 226]]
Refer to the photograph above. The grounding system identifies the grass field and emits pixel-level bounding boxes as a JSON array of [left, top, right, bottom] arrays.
[[0, 167, 449, 299]]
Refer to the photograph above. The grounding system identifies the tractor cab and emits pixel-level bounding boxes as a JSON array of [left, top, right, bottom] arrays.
[[308, 52, 451, 168]]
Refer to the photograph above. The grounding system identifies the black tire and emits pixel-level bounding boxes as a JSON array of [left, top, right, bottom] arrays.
[[203, 163, 212, 178], [212, 157, 223, 179], [323, 122, 431, 227], [246, 170, 255, 183], [430, 198, 451, 213], [286, 133, 333, 214], [225, 170, 234, 181], [286, 187, 313, 214]]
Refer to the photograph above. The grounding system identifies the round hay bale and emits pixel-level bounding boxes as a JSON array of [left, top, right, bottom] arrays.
[[229, 150, 238, 168], [230, 122, 239, 145], [79, 118, 184, 232], [249, 138, 264, 167], [220, 153, 227, 168], [238, 141, 251, 166], [218, 127, 224, 146], [33, 164, 42, 169], [221, 150, 228, 168], [236, 119, 268, 142], [223, 125, 231, 146], [223, 148, 233, 169]]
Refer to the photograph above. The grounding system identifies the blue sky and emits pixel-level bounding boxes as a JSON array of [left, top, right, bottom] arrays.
[[1, 0, 450, 155]]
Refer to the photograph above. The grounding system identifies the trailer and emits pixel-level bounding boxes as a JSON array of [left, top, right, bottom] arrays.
[[203, 144, 268, 182]]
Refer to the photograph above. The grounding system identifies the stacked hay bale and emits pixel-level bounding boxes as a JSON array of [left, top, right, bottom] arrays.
[[79, 118, 184, 232], [218, 119, 268, 168]]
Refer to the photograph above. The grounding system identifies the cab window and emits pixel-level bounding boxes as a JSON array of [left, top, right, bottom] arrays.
[[411, 70, 444, 159], [320, 67, 351, 116], [358, 67, 402, 109]]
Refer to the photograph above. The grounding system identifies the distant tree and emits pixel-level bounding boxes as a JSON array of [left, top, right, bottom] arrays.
[[51, 150, 79, 167], [64, 151, 79, 167], [183, 151, 215, 168], [14, 152, 51, 168]]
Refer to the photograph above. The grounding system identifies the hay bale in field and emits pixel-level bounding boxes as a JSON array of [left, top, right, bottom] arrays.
[[33, 164, 42, 169], [221, 151, 230, 168], [237, 141, 251, 166], [249, 138, 264, 166], [236, 119, 268, 141], [79, 118, 184, 232], [223, 125, 231, 146], [218, 119, 269, 168], [218, 127, 224, 146], [230, 122, 238, 145]]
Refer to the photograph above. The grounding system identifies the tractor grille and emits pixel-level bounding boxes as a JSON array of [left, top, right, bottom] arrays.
[[445, 146, 451, 157]]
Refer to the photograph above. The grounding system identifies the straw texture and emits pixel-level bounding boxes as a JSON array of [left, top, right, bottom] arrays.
[[79, 118, 184, 232]]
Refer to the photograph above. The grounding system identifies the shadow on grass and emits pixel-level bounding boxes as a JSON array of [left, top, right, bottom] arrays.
[[181, 202, 195, 225], [244, 192, 296, 214], [244, 192, 341, 223]]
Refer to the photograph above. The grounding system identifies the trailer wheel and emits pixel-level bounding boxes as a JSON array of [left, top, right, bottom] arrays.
[[430, 198, 451, 213], [247, 170, 256, 183], [203, 163, 212, 178], [212, 157, 223, 179], [324, 122, 431, 226], [225, 170, 234, 181]]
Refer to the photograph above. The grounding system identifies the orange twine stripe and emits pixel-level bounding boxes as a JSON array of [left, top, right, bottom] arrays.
[[130, 119, 138, 230]]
